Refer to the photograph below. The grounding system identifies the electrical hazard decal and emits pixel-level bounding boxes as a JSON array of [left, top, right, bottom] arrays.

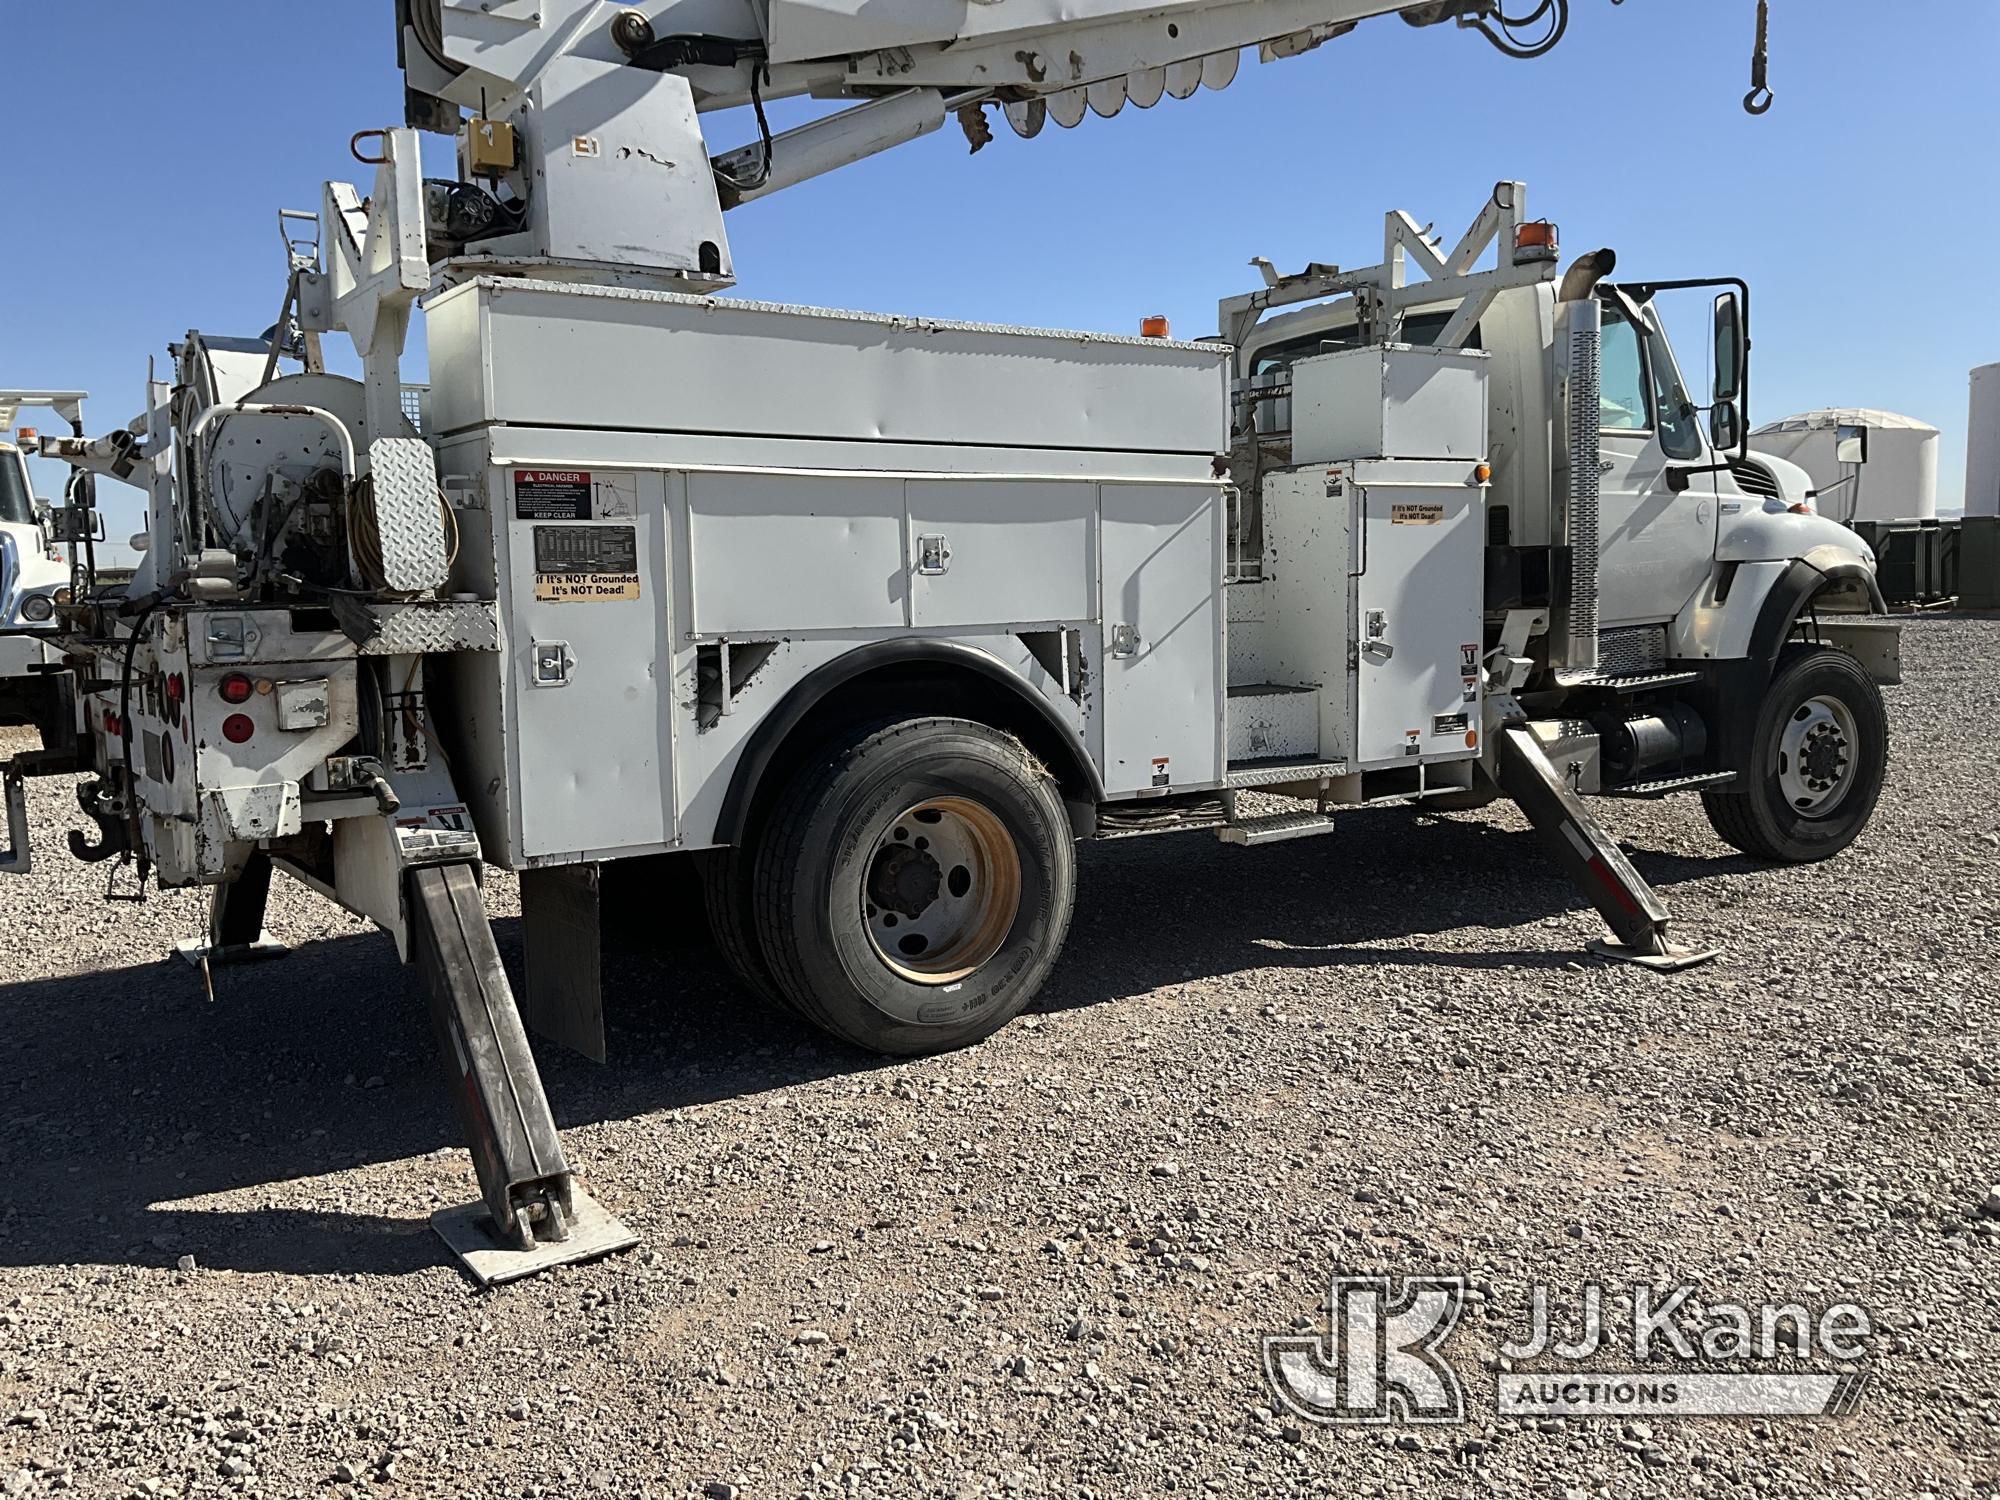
[[1390, 503, 1445, 526], [515, 470, 594, 521], [514, 470, 640, 522], [533, 524, 641, 603]]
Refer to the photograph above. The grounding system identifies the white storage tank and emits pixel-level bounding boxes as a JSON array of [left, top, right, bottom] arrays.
[[1967, 364, 2000, 518], [1751, 408, 1939, 524]]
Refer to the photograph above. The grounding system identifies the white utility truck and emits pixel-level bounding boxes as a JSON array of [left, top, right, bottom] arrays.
[[0, 393, 89, 723], [13, 0, 1883, 1282]]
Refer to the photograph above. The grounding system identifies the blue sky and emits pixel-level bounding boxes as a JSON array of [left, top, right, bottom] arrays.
[[6, 1, 1996, 533]]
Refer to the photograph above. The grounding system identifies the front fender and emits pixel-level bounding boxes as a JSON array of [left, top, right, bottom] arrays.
[[1679, 556, 1896, 778]]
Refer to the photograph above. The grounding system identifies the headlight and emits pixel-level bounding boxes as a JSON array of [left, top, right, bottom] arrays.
[[19, 593, 55, 623]]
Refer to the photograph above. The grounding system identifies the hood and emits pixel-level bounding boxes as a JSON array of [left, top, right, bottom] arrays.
[[1719, 453, 1879, 572]]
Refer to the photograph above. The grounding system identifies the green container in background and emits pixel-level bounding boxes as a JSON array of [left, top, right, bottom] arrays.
[[1961, 516, 2000, 609]]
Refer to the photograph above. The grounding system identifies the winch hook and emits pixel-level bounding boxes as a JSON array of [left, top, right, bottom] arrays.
[[1743, 0, 1774, 114]]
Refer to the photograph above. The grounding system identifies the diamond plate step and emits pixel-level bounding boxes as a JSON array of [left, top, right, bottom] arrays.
[[1226, 758, 1348, 789], [1577, 670, 1703, 694], [368, 436, 449, 594], [1601, 770, 1738, 800], [1218, 811, 1340, 847]]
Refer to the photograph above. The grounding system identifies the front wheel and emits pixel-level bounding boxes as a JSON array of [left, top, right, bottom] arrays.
[[1702, 646, 1889, 863], [752, 717, 1076, 1056]]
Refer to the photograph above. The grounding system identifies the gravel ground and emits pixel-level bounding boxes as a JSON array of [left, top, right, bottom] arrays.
[[1, 616, 1995, 1500]]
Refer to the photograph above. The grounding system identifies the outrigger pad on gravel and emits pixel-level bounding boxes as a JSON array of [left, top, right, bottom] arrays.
[[1588, 938, 1721, 973], [432, 1189, 638, 1288]]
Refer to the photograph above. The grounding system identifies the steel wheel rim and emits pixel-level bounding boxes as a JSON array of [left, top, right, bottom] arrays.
[[1776, 694, 1860, 817], [862, 797, 1022, 985]]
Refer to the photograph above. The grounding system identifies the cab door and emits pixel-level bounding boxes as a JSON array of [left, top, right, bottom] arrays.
[[1594, 299, 1718, 629]]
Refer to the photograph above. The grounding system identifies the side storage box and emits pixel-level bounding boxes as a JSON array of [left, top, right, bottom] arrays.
[[1291, 344, 1491, 464]]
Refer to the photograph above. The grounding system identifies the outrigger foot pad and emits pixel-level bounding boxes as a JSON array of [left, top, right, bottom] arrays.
[[1494, 724, 1721, 971], [1588, 938, 1721, 974], [432, 1188, 638, 1288], [178, 853, 288, 964], [173, 934, 290, 966], [409, 860, 638, 1286]]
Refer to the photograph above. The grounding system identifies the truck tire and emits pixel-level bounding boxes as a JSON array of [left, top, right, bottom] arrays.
[[1701, 647, 1888, 864], [698, 846, 797, 1015], [752, 717, 1075, 1056]]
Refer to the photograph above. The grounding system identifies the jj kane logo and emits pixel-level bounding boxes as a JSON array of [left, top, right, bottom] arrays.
[[1265, 1276, 1873, 1426]]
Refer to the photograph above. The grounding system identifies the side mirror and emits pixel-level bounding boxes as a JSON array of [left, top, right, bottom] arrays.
[[1835, 423, 1869, 465], [1712, 292, 1745, 405], [1710, 400, 1742, 453]]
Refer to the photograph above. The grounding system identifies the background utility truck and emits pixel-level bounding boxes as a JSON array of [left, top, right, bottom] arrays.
[[0, 393, 89, 723], [9, 0, 1881, 1282]]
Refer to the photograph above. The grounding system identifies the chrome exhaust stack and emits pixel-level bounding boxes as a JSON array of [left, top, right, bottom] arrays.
[[1552, 249, 1615, 681]]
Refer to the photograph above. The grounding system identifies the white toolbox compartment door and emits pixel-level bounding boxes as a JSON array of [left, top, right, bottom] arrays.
[[1099, 484, 1226, 795], [505, 469, 681, 859], [1350, 461, 1486, 770]]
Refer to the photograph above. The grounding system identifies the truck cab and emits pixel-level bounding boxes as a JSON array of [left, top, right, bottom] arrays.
[[1241, 283, 1881, 636], [1226, 202, 1897, 866]]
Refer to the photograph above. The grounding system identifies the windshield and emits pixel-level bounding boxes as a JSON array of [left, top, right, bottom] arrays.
[[0, 452, 34, 527]]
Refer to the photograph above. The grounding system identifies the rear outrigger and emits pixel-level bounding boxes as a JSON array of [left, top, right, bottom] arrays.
[[7, 1, 1888, 1282]]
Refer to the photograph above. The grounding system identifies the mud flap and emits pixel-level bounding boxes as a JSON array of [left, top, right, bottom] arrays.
[[1494, 724, 1718, 972], [408, 862, 637, 1285], [0, 764, 28, 875], [520, 863, 606, 1062]]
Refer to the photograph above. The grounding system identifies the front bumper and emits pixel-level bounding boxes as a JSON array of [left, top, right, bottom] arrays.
[[0, 633, 53, 681]]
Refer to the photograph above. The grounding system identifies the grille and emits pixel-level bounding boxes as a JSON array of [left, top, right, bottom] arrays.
[[399, 384, 430, 437], [1565, 321, 1602, 672], [1729, 457, 1782, 500], [1597, 626, 1669, 677]]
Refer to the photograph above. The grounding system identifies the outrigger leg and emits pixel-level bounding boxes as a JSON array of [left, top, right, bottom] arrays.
[[1493, 724, 1720, 973], [409, 862, 637, 1286], [175, 851, 288, 966], [0, 764, 28, 875]]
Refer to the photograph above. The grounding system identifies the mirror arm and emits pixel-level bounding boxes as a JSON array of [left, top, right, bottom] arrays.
[[1665, 461, 1735, 494]]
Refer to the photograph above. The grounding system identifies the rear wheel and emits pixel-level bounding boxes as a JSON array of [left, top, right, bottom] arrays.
[[1702, 646, 1888, 863], [698, 846, 795, 1014], [752, 717, 1075, 1056]]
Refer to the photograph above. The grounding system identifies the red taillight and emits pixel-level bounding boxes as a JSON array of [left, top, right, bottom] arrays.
[[219, 673, 254, 705], [222, 714, 255, 745]]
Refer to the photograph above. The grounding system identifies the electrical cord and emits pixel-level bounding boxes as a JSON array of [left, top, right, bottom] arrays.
[[110, 594, 165, 898], [713, 62, 775, 195], [345, 475, 462, 596], [618, 32, 776, 193], [1469, 0, 1569, 60]]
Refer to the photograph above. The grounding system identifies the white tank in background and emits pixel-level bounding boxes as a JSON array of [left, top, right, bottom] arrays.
[[1966, 364, 2000, 518], [1751, 408, 1939, 525]]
